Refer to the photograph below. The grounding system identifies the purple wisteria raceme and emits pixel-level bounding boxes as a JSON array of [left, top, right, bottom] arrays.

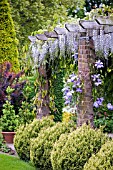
[[93, 97, 104, 108], [95, 60, 104, 69], [107, 103, 113, 110]]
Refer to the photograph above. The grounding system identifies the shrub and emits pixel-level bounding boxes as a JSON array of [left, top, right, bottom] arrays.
[[0, 62, 26, 117], [0, 0, 19, 71], [84, 140, 113, 170], [51, 124, 109, 170], [14, 116, 55, 161], [30, 121, 76, 170], [51, 133, 69, 170]]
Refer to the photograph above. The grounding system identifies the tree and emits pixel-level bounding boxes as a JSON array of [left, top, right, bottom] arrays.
[[0, 0, 19, 72], [9, 0, 85, 47]]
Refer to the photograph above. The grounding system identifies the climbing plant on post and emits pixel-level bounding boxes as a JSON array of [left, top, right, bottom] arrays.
[[0, 0, 19, 72]]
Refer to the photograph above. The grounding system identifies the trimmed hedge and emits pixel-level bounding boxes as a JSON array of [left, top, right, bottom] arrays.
[[51, 124, 109, 170], [0, 0, 19, 72], [30, 122, 76, 170], [14, 116, 55, 161], [84, 140, 113, 170]]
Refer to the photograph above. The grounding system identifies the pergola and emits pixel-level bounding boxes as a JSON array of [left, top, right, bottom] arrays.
[[28, 16, 113, 126]]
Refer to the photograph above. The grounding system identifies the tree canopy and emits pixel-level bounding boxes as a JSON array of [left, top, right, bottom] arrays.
[[9, 0, 85, 46]]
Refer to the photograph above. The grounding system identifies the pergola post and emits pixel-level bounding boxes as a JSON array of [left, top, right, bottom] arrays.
[[77, 36, 95, 127]]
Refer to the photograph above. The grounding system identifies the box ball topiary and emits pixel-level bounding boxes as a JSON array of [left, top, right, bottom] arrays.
[[51, 124, 110, 170], [84, 140, 113, 170], [14, 116, 55, 161], [30, 121, 76, 170]]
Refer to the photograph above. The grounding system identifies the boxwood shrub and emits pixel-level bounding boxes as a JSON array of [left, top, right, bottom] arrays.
[[30, 122, 76, 170], [51, 124, 109, 170], [14, 116, 55, 161], [51, 133, 69, 170], [84, 140, 113, 170]]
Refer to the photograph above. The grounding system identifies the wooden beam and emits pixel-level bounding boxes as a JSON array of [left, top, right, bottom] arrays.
[[36, 34, 48, 41], [96, 16, 113, 26], [44, 31, 58, 38], [54, 27, 67, 35], [104, 25, 113, 33], [28, 36, 37, 42], [79, 20, 101, 29], [65, 24, 79, 32]]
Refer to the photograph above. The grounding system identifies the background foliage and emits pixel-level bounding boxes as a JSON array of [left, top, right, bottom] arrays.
[[0, 0, 19, 72]]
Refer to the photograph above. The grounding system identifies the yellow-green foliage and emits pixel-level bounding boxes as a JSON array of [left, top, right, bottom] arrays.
[[51, 133, 69, 170], [84, 140, 113, 170], [30, 122, 76, 170], [51, 124, 109, 170], [62, 112, 72, 122], [0, 0, 19, 72], [14, 116, 55, 161]]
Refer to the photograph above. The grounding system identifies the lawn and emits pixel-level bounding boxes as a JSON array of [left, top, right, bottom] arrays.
[[0, 154, 36, 170]]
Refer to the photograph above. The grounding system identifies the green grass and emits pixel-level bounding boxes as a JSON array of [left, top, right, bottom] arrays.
[[0, 154, 36, 170]]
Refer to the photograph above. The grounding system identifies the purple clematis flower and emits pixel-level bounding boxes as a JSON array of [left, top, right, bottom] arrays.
[[95, 60, 104, 69], [107, 103, 113, 110], [76, 88, 82, 93], [93, 97, 104, 108], [91, 74, 100, 81], [94, 79, 102, 86]]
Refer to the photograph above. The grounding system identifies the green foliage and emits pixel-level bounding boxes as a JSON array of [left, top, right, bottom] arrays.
[[84, 140, 113, 170], [30, 121, 76, 170], [0, 0, 19, 72], [51, 133, 69, 170], [10, 0, 85, 47], [18, 101, 36, 125], [51, 70, 65, 121], [14, 116, 55, 161], [0, 128, 3, 148], [94, 106, 113, 133], [1, 87, 19, 132], [1, 100, 19, 132], [51, 124, 109, 170]]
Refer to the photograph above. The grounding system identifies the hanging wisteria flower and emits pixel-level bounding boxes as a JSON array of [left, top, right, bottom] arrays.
[[93, 97, 104, 108], [95, 60, 104, 69], [107, 103, 113, 110]]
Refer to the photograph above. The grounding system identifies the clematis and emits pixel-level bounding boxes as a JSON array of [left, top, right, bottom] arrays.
[[93, 97, 104, 108], [94, 79, 102, 86], [91, 74, 100, 81], [95, 60, 104, 69], [107, 103, 113, 110], [76, 88, 82, 93]]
